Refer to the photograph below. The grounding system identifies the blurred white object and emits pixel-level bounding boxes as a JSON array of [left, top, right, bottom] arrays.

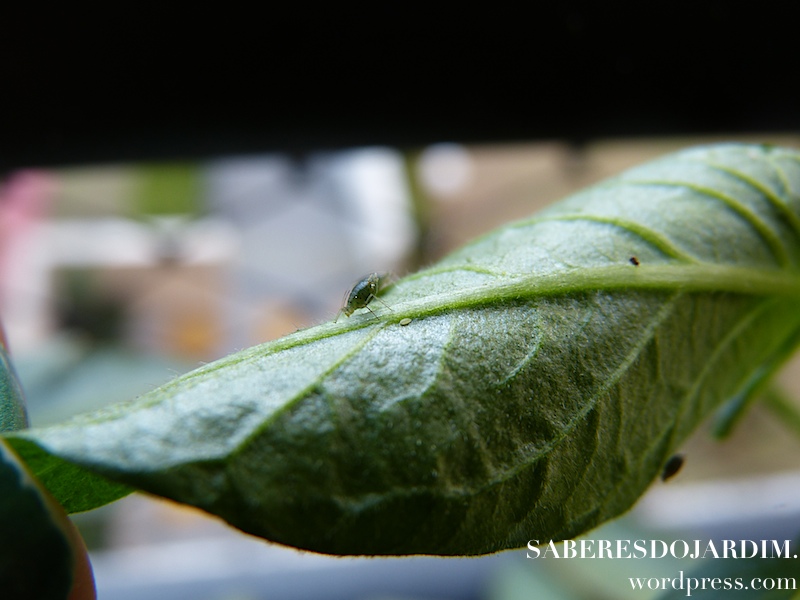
[[417, 143, 473, 199]]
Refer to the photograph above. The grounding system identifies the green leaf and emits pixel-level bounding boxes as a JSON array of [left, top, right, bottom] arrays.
[[1, 344, 29, 432], [5, 144, 800, 555], [1, 327, 131, 511], [0, 440, 74, 599]]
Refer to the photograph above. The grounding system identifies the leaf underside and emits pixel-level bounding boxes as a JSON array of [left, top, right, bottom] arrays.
[[1, 345, 28, 433], [5, 144, 800, 555]]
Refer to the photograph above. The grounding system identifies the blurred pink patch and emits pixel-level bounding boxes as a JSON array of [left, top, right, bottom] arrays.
[[0, 171, 54, 349]]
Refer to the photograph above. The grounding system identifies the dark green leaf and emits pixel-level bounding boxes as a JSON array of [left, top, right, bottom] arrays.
[[5, 144, 800, 555], [0, 440, 74, 599]]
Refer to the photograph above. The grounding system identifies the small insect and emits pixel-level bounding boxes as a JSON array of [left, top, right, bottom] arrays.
[[335, 272, 392, 322], [629, 256, 640, 266], [661, 454, 685, 482], [399, 317, 412, 326]]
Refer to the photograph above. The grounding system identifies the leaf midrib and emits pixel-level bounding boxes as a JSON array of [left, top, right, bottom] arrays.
[[162, 263, 800, 392]]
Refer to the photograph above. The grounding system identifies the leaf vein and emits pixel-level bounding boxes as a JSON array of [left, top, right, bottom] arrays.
[[527, 214, 697, 262], [624, 180, 791, 268], [667, 297, 778, 449], [702, 161, 800, 244], [410, 292, 681, 498], [230, 323, 390, 459]]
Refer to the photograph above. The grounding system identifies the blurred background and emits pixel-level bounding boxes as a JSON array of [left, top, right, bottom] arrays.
[[3, 9, 800, 598], [3, 136, 800, 600]]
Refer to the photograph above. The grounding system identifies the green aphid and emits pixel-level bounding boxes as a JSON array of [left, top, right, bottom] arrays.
[[335, 272, 392, 322]]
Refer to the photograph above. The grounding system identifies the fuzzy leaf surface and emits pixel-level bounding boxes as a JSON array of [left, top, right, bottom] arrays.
[[5, 144, 800, 555], [1, 344, 28, 433]]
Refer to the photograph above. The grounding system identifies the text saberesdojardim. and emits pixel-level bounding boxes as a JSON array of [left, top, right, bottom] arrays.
[[526, 539, 797, 560]]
